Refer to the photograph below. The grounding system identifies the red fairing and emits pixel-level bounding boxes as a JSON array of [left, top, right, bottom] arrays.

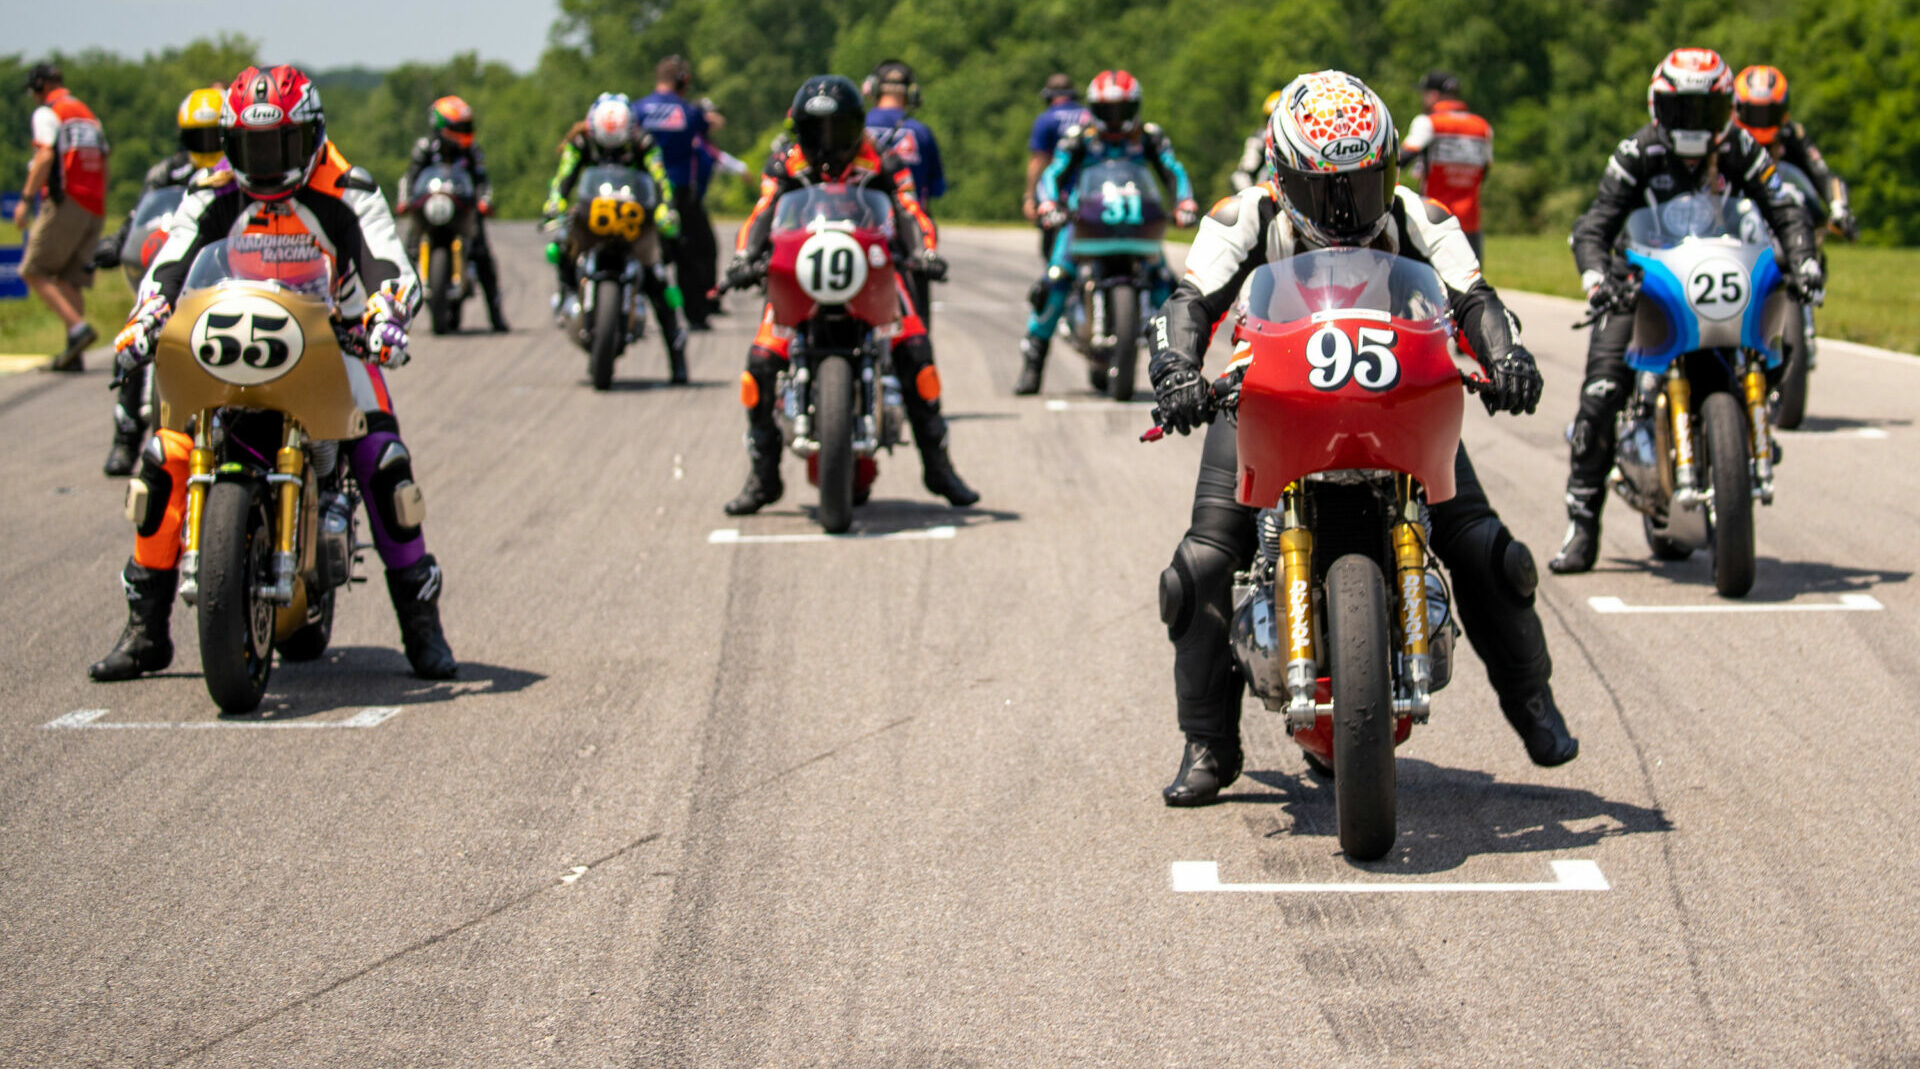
[[1291, 678, 1414, 765], [766, 227, 900, 329], [1233, 313, 1464, 507]]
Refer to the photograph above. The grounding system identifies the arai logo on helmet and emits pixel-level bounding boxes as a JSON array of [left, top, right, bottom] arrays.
[[803, 94, 838, 116], [1321, 137, 1372, 163], [240, 103, 285, 126]]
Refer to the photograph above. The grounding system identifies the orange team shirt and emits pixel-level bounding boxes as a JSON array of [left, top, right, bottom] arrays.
[[31, 88, 109, 217], [1401, 100, 1490, 233]]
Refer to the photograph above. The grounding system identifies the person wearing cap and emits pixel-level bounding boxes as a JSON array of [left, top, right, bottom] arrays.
[[865, 59, 945, 323], [1024, 73, 1088, 261], [1399, 71, 1493, 261], [15, 62, 109, 372]]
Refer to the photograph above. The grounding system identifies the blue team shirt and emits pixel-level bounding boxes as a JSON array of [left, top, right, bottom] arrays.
[[864, 107, 944, 199], [637, 91, 710, 195], [1028, 101, 1089, 154]]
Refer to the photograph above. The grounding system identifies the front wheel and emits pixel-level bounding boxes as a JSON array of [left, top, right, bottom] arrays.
[[1702, 391, 1755, 597], [588, 278, 622, 391], [197, 481, 274, 713], [1327, 553, 1396, 861], [813, 354, 857, 534], [427, 245, 453, 335], [1106, 283, 1140, 402], [1774, 301, 1810, 430]]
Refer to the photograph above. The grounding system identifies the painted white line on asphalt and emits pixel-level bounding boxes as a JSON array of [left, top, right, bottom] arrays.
[[1044, 398, 1158, 412], [672, 453, 684, 480], [42, 706, 405, 730], [1587, 594, 1883, 614], [1774, 426, 1889, 439], [1818, 337, 1919, 366], [708, 526, 957, 545], [1171, 859, 1609, 894], [560, 865, 589, 884]]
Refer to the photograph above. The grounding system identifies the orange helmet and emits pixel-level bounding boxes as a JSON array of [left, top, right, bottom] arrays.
[[1733, 65, 1789, 145], [431, 95, 474, 148]]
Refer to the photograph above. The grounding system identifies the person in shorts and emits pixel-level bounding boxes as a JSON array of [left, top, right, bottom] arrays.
[[16, 63, 108, 371]]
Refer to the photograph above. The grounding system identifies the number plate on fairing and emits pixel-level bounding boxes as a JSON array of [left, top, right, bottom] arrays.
[[189, 294, 305, 385], [795, 230, 869, 304]]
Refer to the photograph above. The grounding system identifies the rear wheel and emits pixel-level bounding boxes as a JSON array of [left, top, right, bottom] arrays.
[[1327, 553, 1396, 861], [427, 246, 453, 335], [1644, 514, 1694, 561], [1775, 301, 1810, 430], [1702, 391, 1756, 597], [198, 481, 274, 714], [275, 587, 334, 662], [1106, 283, 1140, 402], [813, 354, 856, 534], [589, 279, 622, 391]]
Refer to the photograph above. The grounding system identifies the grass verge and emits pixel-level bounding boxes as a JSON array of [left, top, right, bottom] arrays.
[[0, 222, 137, 359]]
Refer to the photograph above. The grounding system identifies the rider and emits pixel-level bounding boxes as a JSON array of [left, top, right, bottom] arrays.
[[543, 93, 687, 383], [397, 95, 508, 333], [1148, 70, 1574, 805], [719, 75, 977, 516], [1399, 71, 1493, 262], [864, 59, 944, 324], [1024, 73, 1087, 261], [1732, 64, 1857, 240], [1227, 91, 1283, 191], [96, 86, 226, 478], [89, 64, 457, 684], [1550, 48, 1821, 574], [1015, 70, 1199, 396]]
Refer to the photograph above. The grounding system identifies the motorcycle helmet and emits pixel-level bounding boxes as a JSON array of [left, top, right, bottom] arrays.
[[221, 65, 326, 201], [587, 93, 634, 150], [1648, 48, 1734, 158], [1086, 70, 1142, 138], [1265, 70, 1399, 247], [789, 75, 867, 173], [1733, 65, 1789, 146], [177, 87, 225, 169], [1262, 90, 1283, 117], [432, 95, 475, 149]]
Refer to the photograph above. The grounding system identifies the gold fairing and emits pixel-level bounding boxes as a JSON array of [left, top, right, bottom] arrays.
[[153, 284, 367, 442]]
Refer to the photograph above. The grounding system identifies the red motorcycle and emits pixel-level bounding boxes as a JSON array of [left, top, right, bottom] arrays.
[[740, 183, 910, 533], [1147, 248, 1480, 860]]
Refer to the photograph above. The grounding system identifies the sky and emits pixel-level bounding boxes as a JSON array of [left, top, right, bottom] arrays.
[[10, 0, 562, 72]]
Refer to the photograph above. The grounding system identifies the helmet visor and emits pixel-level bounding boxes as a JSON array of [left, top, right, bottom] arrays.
[[1653, 92, 1732, 134], [1736, 100, 1786, 131], [224, 123, 321, 184], [795, 110, 866, 166], [1090, 100, 1139, 131], [1275, 164, 1393, 244], [442, 119, 474, 136], [179, 126, 222, 156]]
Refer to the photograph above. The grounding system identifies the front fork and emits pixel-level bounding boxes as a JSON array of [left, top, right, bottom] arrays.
[[1390, 475, 1432, 724], [178, 417, 214, 605], [1743, 359, 1776, 504], [265, 424, 305, 604], [1278, 484, 1317, 732]]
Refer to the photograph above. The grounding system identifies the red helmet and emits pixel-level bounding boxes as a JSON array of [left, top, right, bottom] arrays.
[[1733, 65, 1789, 146], [222, 65, 326, 200], [1647, 48, 1734, 158], [432, 95, 474, 148], [1086, 70, 1142, 138]]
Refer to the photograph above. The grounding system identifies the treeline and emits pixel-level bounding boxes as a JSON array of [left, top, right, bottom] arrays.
[[5, 0, 1917, 242]]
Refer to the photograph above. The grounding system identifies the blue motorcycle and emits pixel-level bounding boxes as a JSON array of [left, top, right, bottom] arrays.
[[1057, 158, 1168, 401]]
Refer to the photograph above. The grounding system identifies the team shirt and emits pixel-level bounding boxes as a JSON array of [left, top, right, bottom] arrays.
[[1400, 100, 1492, 233], [864, 106, 945, 200], [637, 91, 710, 197], [1028, 100, 1089, 156], [31, 88, 109, 216]]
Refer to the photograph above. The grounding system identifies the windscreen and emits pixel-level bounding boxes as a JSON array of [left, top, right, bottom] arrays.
[[1073, 159, 1164, 217], [1239, 248, 1448, 327], [130, 187, 186, 228], [416, 163, 475, 199], [577, 165, 659, 210], [769, 184, 895, 236], [1623, 192, 1756, 249], [182, 238, 335, 300]]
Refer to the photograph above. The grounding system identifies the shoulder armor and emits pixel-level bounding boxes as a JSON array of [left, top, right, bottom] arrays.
[[1420, 195, 1454, 225], [338, 165, 379, 193], [1615, 136, 1642, 158], [192, 168, 235, 191], [1143, 122, 1165, 138]]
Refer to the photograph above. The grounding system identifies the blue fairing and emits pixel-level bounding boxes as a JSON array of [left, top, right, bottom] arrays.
[[1625, 251, 1695, 372], [1744, 247, 1784, 368]]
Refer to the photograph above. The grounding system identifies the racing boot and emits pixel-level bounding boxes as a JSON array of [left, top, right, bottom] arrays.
[[104, 373, 147, 476], [103, 432, 141, 477], [910, 406, 979, 507], [385, 555, 457, 680], [1500, 687, 1579, 767], [1548, 485, 1605, 575], [1163, 735, 1243, 807], [667, 327, 689, 385], [1014, 335, 1048, 395], [724, 429, 785, 516], [88, 562, 176, 682], [486, 295, 510, 334]]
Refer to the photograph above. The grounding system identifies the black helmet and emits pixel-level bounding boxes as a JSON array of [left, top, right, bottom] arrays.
[[790, 75, 867, 173]]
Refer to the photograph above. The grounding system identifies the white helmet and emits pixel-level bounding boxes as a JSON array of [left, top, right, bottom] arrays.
[[587, 93, 634, 150], [1265, 70, 1399, 246], [1647, 48, 1735, 158]]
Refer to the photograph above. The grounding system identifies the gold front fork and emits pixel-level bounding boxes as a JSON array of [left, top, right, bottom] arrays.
[[1279, 483, 1318, 731], [267, 424, 305, 604], [417, 239, 431, 283], [1667, 372, 1697, 495], [1390, 475, 1431, 720], [1743, 360, 1776, 503], [177, 414, 215, 604], [451, 237, 466, 287]]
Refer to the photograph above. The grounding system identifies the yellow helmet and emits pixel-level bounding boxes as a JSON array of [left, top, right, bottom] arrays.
[[177, 87, 225, 169], [1262, 90, 1284, 117]]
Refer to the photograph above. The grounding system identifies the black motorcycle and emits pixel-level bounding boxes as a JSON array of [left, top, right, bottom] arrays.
[[406, 163, 479, 335]]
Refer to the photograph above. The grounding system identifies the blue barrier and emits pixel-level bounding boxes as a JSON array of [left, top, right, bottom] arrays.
[[1, 191, 26, 299]]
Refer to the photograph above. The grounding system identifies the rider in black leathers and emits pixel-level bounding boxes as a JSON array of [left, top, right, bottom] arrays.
[[398, 95, 509, 332]]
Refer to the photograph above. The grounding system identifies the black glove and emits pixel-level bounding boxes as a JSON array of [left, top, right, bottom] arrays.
[[916, 251, 949, 282], [1587, 273, 1639, 314], [1482, 346, 1543, 416], [723, 255, 764, 292], [1151, 363, 1214, 436], [92, 235, 122, 270], [1788, 257, 1825, 305]]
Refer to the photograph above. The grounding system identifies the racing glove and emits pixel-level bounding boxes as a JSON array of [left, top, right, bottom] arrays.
[[360, 280, 413, 368], [656, 203, 681, 240], [1151, 362, 1214, 436], [723, 255, 765, 292], [1789, 257, 1826, 305], [916, 250, 949, 282], [1174, 199, 1200, 228], [1585, 272, 1639, 315], [1829, 204, 1859, 242], [1481, 345, 1543, 417], [113, 294, 172, 372], [92, 235, 123, 270], [1036, 201, 1067, 229]]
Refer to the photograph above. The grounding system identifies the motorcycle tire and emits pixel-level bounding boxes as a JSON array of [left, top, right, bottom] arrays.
[[198, 480, 275, 714], [1106, 283, 1140, 402], [589, 279, 622, 391], [1643, 514, 1694, 561], [275, 586, 334, 662], [428, 246, 454, 336], [1774, 301, 1810, 430], [814, 354, 857, 535], [1327, 552, 1396, 861], [1702, 391, 1756, 598]]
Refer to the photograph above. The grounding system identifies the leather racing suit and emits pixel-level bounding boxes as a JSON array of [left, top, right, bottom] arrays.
[[399, 134, 508, 330]]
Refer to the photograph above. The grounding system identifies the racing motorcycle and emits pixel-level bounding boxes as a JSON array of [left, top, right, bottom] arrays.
[[1145, 249, 1474, 861], [117, 186, 186, 289], [554, 163, 672, 390], [1768, 161, 1826, 429], [1596, 191, 1791, 598], [1057, 158, 1170, 401], [146, 239, 371, 713], [406, 163, 478, 335], [718, 183, 908, 534]]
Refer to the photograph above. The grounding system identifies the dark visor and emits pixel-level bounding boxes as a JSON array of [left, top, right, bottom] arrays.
[[796, 111, 865, 162], [1653, 92, 1732, 133], [443, 120, 474, 135], [224, 124, 320, 180], [1275, 165, 1393, 243], [1090, 100, 1138, 129], [1736, 101, 1786, 130], [179, 126, 222, 155]]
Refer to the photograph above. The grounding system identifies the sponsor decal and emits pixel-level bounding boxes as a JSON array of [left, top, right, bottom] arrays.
[[1288, 578, 1312, 653], [239, 103, 284, 126], [1321, 136, 1371, 163]]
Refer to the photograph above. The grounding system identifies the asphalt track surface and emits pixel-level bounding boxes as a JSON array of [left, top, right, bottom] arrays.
[[3, 223, 1917, 1067]]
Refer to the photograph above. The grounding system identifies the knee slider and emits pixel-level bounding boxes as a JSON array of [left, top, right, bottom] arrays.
[[370, 441, 426, 537], [1161, 536, 1235, 641]]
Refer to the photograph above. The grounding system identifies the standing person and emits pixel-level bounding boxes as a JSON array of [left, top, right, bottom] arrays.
[[1399, 71, 1493, 262], [1228, 91, 1284, 191], [397, 96, 509, 332], [15, 63, 108, 372], [1023, 73, 1086, 261], [864, 59, 945, 324], [639, 55, 717, 330]]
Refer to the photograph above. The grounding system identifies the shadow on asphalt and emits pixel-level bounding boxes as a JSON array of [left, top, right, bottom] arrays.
[[808, 498, 1022, 534], [235, 647, 547, 721], [1783, 414, 1911, 432], [1620, 555, 1910, 600], [587, 377, 729, 393], [1235, 759, 1672, 874]]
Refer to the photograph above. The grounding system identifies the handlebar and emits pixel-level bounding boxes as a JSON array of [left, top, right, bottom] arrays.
[[1140, 368, 1493, 443]]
